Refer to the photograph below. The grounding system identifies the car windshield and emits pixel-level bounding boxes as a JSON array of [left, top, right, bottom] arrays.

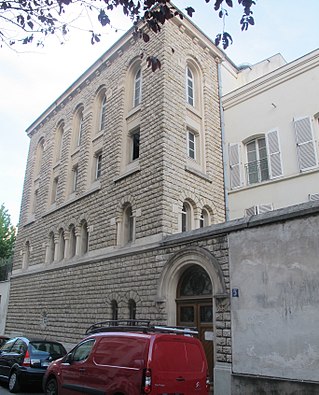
[[29, 342, 66, 359]]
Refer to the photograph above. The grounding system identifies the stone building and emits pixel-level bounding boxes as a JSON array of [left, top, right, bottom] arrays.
[[5, 11, 232, 389]]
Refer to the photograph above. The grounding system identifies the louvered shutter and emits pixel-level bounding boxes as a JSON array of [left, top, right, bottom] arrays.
[[266, 130, 283, 178], [309, 193, 319, 201], [229, 143, 241, 189], [257, 204, 273, 214], [294, 117, 317, 171], [244, 206, 257, 216]]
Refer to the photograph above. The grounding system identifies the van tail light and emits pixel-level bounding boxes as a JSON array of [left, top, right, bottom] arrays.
[[22, 350, 31, 367], [142, 368, 152, 394]]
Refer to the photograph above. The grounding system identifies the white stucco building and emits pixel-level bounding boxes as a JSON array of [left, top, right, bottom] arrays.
[[223, 49, 319, 219]]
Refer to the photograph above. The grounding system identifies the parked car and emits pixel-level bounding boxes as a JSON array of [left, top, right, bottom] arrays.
[[43, 319, 209, 395], [0, 336, 67, 393], [0, 336, 9, 347]]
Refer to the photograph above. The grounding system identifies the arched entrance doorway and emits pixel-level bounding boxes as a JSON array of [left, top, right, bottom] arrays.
[[156, 246, 228, 384], [176, 265, 214, 380]]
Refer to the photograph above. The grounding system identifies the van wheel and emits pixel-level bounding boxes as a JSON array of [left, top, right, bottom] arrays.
[[45, 378, 59, 395], [8, 371, 20, 393]]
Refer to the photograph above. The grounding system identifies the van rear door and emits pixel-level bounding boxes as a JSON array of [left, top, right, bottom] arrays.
[[150, 336, 208, 395]]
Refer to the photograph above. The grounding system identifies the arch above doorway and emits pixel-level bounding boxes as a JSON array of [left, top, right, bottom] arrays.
[[156, 246, 227, 324]]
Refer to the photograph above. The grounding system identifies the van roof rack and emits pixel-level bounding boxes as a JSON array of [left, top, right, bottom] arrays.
[[85, 320, 198, 336]]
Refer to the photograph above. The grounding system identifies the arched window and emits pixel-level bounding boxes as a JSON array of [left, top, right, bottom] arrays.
[[69, 225, 76, 258], [246, 136, 269, 184], [54, 122, 64, 163], [34, 138, 44, 178], [130, 129, 140, 162], [72, 165, 79, 193], [73, 106, 84, 149], [99, 96, 107, 132], [133, 68, 142, 107], [48, 232, 55, 264], [128, 299, 136, 321], [58, 228, 65, 261], [123, 204, 134, 245], [186, 66, 194, 106], [111, 300, 118, 322], [78, 110, 84, 146], [199, 208, 210, 228], [80, 221, 89, 255], [23, 241, 30, 269], [178, 266, 212, 298], [181, 202, 192, 232]]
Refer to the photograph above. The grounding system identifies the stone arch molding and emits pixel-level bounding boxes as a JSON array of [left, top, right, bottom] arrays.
[[156, 246, 227, 325]]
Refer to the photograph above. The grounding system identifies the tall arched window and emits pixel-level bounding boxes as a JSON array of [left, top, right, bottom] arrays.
[[73, 107, 84, 148], [99, 96, 107, 132], [133, 68, 142, 107], [54, 122, 64, 163], [128, 299, 136, 321], [80, 220, 89, 255], [22, 241, 30, 269], [186, 66, 194, 106], [78, 110, 84, 146], [34, 138, 44, 178], [181, 202, 192, 232], [200, 208, 210, 228], [47, 232, 55, 264], [111, 300, 118, 322], [123, 204, 134, 245], [69, 225, 76, 258], [58, 228, 65, 261]]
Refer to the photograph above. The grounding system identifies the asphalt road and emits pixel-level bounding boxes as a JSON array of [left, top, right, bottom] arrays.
[[0, 381, 44, 394]]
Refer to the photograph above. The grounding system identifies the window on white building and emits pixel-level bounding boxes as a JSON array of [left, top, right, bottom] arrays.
[[245, 137, 269, 184]]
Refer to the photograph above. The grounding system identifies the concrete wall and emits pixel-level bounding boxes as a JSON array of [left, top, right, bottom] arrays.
[[229, 203, 319, 385]]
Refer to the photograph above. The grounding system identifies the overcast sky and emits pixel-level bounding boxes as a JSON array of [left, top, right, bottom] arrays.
[[1, 0, 319, 226]]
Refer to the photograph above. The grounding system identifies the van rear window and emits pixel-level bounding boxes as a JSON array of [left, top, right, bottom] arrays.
[[94, 337, 147, 369], [153, 340, 204, 372]]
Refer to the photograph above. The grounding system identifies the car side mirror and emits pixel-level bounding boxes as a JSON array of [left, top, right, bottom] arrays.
[[63, 353, 73, 364]]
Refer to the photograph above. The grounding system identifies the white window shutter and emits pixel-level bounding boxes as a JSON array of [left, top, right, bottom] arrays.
[[229, 143, 241, 189], [309, 193, 319, 201], [245, 206, 257, 216], [257, 204, 273, 214], [294, 117, 317, 171], [266, 129, 283, 178]]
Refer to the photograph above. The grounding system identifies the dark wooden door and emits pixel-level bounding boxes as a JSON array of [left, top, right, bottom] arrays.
[[176, 265, 214, 381], [177, 300, 214, 380]]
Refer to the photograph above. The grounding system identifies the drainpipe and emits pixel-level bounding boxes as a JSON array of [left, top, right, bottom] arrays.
[[217, 59, 230, 222]]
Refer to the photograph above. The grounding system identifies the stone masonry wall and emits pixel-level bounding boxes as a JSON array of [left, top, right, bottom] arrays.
[[6, 231, 231, 364]]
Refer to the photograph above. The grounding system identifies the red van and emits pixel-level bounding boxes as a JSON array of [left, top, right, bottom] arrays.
[[43, 320, 209, 395]]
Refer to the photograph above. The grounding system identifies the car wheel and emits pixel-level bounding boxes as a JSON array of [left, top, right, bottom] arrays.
[[45, 378, 59, 395], [8, 371, 20, 393]]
